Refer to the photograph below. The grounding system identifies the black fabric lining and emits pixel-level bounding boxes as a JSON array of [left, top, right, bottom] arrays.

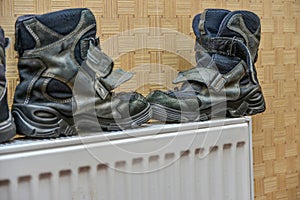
[[46, 79, 72, 99]]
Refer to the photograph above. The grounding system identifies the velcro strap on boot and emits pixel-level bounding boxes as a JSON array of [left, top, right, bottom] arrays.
[[102, 68, 134, 91], [80, 37, 100, 60], [173, 67, 226, 92], [197, 36, 245, 58], [173, 61, 246, 93], [93, 69, 133, 99], [84, 41, 113, 77], [81, 41, 133, 99]]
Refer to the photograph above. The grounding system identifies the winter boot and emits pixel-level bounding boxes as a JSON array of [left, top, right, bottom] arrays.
[[0, 27, 16, 142], [12, 8, 151, 138], [147, 9, 266, 122]]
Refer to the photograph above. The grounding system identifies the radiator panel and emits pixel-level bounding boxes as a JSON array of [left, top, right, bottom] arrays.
[[0, 118, 253, 200]]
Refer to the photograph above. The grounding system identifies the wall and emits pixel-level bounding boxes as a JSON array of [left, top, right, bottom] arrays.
[[1, 0, 299, 199]]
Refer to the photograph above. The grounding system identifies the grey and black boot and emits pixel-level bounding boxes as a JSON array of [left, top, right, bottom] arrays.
[[0, 27, 16, 142], [12, 8, 151, 138], [147, 9, 266, 122]]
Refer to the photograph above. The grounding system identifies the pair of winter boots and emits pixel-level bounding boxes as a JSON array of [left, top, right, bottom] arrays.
[[0, 8, 265, 142]]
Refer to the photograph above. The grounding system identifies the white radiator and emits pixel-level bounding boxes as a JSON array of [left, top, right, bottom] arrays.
[[0, 117, 253, 200]]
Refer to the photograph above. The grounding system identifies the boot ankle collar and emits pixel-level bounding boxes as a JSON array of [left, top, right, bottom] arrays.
[[196, 36, 258, 85]]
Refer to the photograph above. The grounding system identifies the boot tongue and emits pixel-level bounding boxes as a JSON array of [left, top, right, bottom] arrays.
[[193, 9, 230, 38]]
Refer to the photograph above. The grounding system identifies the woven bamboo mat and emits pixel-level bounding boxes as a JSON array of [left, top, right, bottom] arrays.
[[1, 0, 299, 199]]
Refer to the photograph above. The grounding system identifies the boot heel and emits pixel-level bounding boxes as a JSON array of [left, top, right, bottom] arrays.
[[228, 89, 266, 117], [245, 91, 266, 115], [12, 104, 76, 138]]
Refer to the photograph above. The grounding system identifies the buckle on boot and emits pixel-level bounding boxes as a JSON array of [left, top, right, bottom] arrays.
[[94, 77, 109, 100]]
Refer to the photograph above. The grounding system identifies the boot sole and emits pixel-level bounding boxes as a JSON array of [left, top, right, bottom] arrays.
[[227, 89, 266, 117], [150, 88, 265, 123], [76, 103, 152, 132], [12, 104, 76, 138], [0, 113, 16, 143]]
